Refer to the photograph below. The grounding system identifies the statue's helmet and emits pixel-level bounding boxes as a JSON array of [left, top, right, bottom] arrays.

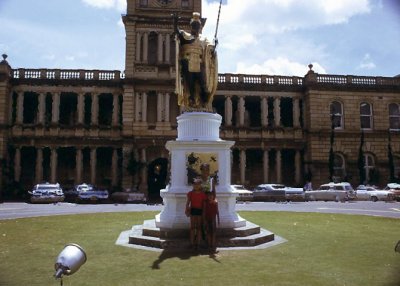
[[190, 12, 202, 28]]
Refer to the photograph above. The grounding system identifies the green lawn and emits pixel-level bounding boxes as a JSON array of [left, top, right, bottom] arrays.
[[0, 211, 399, 286]]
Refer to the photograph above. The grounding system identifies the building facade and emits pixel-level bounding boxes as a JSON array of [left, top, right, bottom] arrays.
[[0, 0, 399, 200]]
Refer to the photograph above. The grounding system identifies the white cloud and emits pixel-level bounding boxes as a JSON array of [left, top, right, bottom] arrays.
[[81, 0, 126, 12], [201, 0, 371, 75], [357, 53, 376, 70], [236, 57, 326, 76]]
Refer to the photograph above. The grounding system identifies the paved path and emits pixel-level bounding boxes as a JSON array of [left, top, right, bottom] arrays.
[[0, 201, 399, 220]]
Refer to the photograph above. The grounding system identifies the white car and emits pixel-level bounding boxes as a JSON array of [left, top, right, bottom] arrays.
[[306, 182, 356, 202], [231, 185, 253, 202], [285, 187, 305, 202], [29, 183, 64, 203], [356, 185, 394, 202], [252, 184, 286, 201]]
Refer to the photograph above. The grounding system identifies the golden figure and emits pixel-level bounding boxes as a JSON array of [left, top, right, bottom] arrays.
[[174, 12, 218, 112]]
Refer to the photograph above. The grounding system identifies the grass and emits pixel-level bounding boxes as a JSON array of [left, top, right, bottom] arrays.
[[0, 211, 399, 286]]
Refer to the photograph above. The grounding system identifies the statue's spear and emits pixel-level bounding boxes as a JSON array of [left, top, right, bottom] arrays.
[[213, 0, 222, 49]]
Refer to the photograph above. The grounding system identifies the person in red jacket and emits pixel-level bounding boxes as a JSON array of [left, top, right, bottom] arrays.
[[203, 191, 220, 253], [185, 177, 207, 249]]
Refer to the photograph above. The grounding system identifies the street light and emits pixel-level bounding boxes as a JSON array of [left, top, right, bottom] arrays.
[[54, 243, 87, 285]]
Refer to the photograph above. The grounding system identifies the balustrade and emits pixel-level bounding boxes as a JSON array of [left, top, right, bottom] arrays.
[[10, 68, 398, 87], [12, 68, 123, 81]]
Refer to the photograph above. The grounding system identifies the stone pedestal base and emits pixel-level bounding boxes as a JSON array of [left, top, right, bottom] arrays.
[[126, 219, 276, 250]]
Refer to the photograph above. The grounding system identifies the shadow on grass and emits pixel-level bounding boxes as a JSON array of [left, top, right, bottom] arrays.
[[151, 248, 221, 269]]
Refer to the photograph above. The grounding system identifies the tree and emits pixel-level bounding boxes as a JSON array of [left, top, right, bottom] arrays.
[[328, 114, 335, 181], [388, 130, 395, 182], [126, 150, 144, 191], [357, 130, 365, 185]]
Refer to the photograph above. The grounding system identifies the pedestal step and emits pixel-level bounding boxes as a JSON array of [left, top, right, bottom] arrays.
[[128, 219, 275, 250]]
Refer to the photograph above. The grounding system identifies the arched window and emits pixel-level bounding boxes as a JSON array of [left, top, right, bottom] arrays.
[[360, 102, 372, 130], [333, 153, 346, 179], [182, 0, 189, 8], [389, 103, 400, 130], [330, 101, 343, 129], [364, 153, 375, 183]]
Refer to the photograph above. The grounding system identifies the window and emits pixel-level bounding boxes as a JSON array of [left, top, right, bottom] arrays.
[[182, 0, 189, 8], [140, 0, 148, 7], [330, 101, 343, 129], [364, 153, 375, 183], [389, 103, 400, 130], [360, 102, 372, 129], [333, 153, 346, 179]]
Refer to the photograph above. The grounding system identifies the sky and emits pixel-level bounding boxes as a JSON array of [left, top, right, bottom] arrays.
[[0, 0, 399, 77]]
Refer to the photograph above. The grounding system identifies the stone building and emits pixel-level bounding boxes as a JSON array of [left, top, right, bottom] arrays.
[[0, 0, 399, 200]]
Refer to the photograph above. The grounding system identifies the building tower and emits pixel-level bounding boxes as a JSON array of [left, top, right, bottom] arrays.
[[120, 0, 202, 191]]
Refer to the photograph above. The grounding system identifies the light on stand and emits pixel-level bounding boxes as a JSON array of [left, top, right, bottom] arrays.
[[54, 243, 87, 285]]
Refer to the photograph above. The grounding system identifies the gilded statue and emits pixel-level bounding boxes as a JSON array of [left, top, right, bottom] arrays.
[[174, 12, 218, 112]]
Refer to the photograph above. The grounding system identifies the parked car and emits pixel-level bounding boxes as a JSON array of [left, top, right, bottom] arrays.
[[28, 183, 64, 203], [355, 185, 395, 202], [252, 184, 286, 202], [285, 187, 305, 202], [231, 185, 253, 202], [73, 183, 109, 203], [305, 182, 356, 202], [384, 183, 400, 201], [111, 189, 147, 203]]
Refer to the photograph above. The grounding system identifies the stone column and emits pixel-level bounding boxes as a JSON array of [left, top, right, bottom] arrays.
[[77, 93, 84, 125], [164, 93, 170, 122], [293, 98, 300, 128], [141, 92, 147, 122], [16, 92, 24, 124], [165, 34, 171, 64], [276, 149, 282, 183], [295, 150, 301, 185], [76, 148, 83, 184], [238, 96, 245, 127], [14, 147, 21, 182], [112, 148, 118, 186], [90, 148, 97, 184], [136, 32, 142, 62], [35, 148, 43, 183], [157, 92, 163, 122], [37, 93, 46, 124], [112, 94, 119, 126], [91, 93, 99, 125], [263, 149, 269, 183], [50, 148, 58, 183], [274, 97, 281, 127], [224, 96, 232, 127], [240, 149, 246, 184], [158, 33, 164, 63], [261, 97, 268, 127], [135, 93, 141, 122], [51, 92, 60, 124]]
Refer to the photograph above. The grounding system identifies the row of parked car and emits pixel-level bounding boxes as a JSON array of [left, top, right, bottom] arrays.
[[28, 182, 147, 204], [28, 181, 400, 204], [232, 182, 400, 203]]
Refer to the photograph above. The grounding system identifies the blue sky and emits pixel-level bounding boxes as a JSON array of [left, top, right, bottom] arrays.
[[0, 0, 399, 77]]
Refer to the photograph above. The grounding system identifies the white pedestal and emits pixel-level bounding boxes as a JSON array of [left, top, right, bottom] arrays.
[[155, 112, 246, 229]]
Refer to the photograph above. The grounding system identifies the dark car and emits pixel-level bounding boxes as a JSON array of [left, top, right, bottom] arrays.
[[66, 183, 109, 203], [252, 184, 286, 202]]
